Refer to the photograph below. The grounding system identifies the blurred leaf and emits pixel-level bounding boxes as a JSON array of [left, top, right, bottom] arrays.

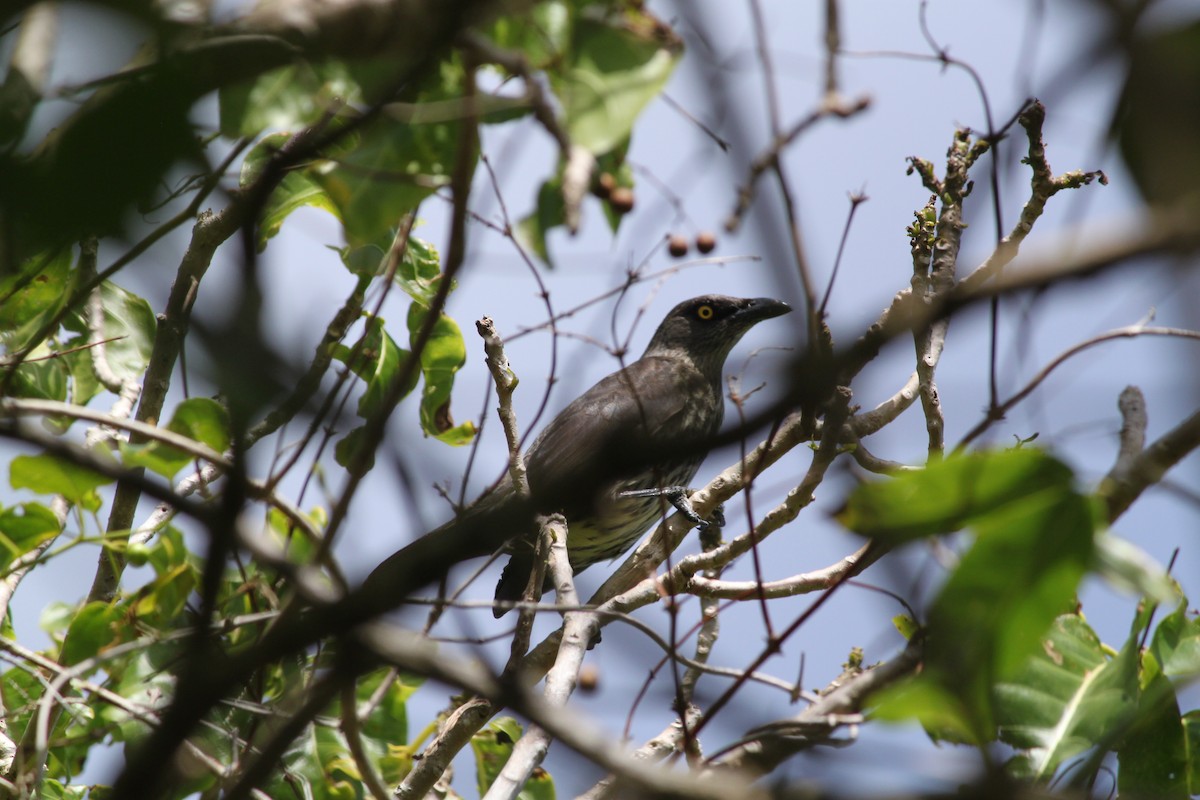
[[517, 175, 564, 268], [63, 337, 104, 406], [1184, 710, 1200, 792], [994, 613, 1138, 779], [1117, 655, 1189, 799], [220, 61, 367, 138], [1093, 531, 1180, 606], [487, 2, 570, 68], [926, 468, 1095, 740], [132, 563, 196, 626], [397, 236, 443, 307], [0, 65, 201, 256], [10, 451, 114, 507], [104, 645, 176, 741], [851, 450, 1095, 744], [0, 502, 61, 572], [31, 779, 87, 800], [334, 315, 417, 421], [870, 676, 980, 745], [6, 347, 68, 402], [554, 16, 680, 155], [473, 717, 520, 796], [312, 113, 458, 251], [120, 397, 231, 478], [839, 448, 1077, 544], [0, 249, 73, 349], [1117, 20, 1200, 206], [334, 425, 373, 470], [407, 305, 474, 445], [241, 132, 343, 250], [1150, 601, 1200, 679], [61, 601, 123, 666], [97, 281, 157, 384], [334, 243, 387, 278]]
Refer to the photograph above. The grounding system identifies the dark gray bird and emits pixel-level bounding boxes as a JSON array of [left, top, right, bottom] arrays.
[[372, 295, 790, 616]]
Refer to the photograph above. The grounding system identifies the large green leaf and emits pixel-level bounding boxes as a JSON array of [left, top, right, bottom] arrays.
[[839, 448, 1078, 544], [1117, 655, 1190, 800], [554, 16, 680, 155], [1117, 20, 1200, 206], [333, 315, 417, 421], [1150, 600, 1200, 679], [471, 717, 555, 800], [10, 451, 115, 508], [861, 450, 1096, 744], [312, 111, 459, 251], [994, 613, 1138, 779], [61, 600, 124, 667], [119, 397, 231, 479], [0, 249, 74, 349], [220, 61, 367, 138], [240, 132, 343, 250], [97, 281, 157, 384], [407, 304, 474, 445], [0, 502, 61, 573]]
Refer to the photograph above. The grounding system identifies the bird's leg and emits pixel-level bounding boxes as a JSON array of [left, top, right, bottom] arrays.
[[618, 486, 724, 530]]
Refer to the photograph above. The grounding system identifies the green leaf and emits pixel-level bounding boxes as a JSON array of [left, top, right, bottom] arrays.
[[0, 502, 61, 572], [870, 676, 980, 745], [312, 113, 458, 251], [397, 236, 444, 307], [1117, 20, 1200, 206], [487, 2, 570, 69], [63, 337, 103, 406], [849, 450, 1096, 744], [61, 601, 123, 666], [839, 448, 1079, 544], [1094, 531, 1180, 606], [517, 175, 565, 268], [994, 613, 1138, 779], [1183, 710, 1200, 793], [0, 249, 74, 348], [10, 451, 114, 506], [1117, 656, 1189, 799], [1150, 600, 1200, 679], [555, 16, 680, 156], [97, 281, 157, 383], [333, 315, 417, 420], [0, 66, 200, 256], [240, 132, 343, 250], [219, 61, 367, 138], [926, 471, 1095, 740], [119, 397, 231, 478], [104, 645, 177, 741], [334, 243, 388, 278], [334, 425, 374, 471], [5, 347, 68, 401], [31, 779, 87, 800], [473, 717, 521, 796], [407, 305, 475, 445]]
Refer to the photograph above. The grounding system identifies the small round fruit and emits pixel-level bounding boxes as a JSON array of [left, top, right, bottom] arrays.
[[668, 234, 689, 257], [596, 172, 616, 199], [695, 231, 717, 253], [609, 187, 635, 214]]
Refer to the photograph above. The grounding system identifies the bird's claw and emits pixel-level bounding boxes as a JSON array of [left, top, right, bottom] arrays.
[[619, 486, 723, 531]]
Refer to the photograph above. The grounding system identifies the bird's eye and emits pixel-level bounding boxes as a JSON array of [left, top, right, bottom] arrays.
[[696, 304, 715, 320]]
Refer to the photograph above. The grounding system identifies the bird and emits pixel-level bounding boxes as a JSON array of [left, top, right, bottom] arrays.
[[370, 294, 791, 617]]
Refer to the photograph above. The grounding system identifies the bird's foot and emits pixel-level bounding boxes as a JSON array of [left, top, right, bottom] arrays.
[[618, 486, 723, 531]]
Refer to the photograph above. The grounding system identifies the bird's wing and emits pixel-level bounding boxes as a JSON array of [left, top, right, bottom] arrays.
[[523, 355, 717, 501]]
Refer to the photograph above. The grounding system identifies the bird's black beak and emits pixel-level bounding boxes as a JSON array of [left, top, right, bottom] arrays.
[[735, 297, 792, 324]]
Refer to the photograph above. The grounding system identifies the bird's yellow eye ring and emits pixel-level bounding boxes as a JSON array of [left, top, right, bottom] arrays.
[[696, 304, 715, 320]]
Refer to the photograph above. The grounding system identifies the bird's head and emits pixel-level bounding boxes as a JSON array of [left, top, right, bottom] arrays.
[[643, 295, 792, 377]]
